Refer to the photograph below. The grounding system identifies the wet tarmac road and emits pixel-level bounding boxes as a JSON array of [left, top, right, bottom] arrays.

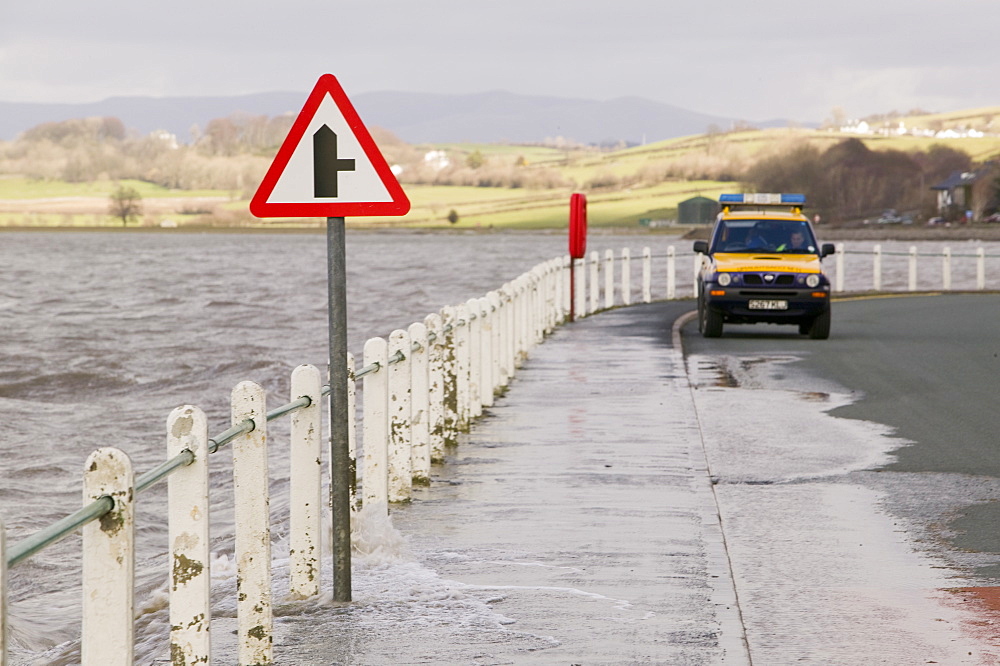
[[682, 293, 1000, 571], [290, 296, 1000, 664]]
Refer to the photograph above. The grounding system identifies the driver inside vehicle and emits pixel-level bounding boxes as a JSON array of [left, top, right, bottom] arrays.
[[776, 230, 806, 252]]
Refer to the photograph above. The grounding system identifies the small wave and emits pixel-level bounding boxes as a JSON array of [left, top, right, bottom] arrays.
[[0, 370, 137, 402]]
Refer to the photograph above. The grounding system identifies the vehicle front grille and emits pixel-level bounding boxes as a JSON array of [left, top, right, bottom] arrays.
[[741, 273, 796, 286]]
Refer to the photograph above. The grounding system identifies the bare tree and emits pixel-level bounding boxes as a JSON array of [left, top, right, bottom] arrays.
[[109, 185, 143, 226]]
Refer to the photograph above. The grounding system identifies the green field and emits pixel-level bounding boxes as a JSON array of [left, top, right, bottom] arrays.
[[0, 176, 228, 200], [3, 123, 1000, 230]]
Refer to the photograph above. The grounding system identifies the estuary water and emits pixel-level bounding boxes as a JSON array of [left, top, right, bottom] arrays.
[[1, 229, 999, 664], [0, 228, 673, 664]]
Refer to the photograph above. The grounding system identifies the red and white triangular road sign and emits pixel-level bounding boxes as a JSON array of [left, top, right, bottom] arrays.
[[250, 74, 410, 218]]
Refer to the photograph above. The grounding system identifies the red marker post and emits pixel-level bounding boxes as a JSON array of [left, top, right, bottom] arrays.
[[568, 193, 587, 321]]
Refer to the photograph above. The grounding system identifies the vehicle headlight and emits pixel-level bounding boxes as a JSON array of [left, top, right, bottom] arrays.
[[805, 274, 821, 288], [717, 273, 732, 286]]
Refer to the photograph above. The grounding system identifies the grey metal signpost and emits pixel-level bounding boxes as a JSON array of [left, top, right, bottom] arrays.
[[325, 215, 352, 602]]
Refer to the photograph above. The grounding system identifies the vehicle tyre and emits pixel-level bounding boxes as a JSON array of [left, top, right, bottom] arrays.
[[697, 292, 705, 334], [808, 307, 831, 340], [702, 305, 723, 338]]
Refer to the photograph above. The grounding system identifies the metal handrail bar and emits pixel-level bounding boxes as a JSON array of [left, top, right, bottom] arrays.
[[355, 362, 380, 379], [266, 395, 311, 422], [387, 350, 405, 365], [136, 449, 195, 494], [7, 495, 114, 567], [208, 419, 255, 454]]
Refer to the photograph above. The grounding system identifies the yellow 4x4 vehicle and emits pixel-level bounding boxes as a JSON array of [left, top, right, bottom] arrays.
[[692, 194, 835, 339]]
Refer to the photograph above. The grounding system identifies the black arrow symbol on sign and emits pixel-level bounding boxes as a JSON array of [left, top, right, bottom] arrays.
[[314, 125, 356, 198]]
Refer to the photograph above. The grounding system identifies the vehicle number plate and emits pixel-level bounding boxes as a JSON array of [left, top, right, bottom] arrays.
[[748, 299, 788, 310]]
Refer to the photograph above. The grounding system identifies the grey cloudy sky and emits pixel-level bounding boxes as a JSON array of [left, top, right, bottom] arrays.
[[1, 0, 995, 123]]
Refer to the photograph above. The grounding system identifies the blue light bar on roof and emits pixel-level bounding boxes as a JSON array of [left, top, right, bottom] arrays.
[[719, 193, 806, 205]]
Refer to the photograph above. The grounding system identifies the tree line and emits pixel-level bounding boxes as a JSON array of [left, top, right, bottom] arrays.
[[741, 138, 986, 222]]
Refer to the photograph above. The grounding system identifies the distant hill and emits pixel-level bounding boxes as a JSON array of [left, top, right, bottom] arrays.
[[0, 90, 807, 146]]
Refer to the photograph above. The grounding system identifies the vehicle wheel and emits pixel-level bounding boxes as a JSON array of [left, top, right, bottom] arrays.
[[697, 292, 706, 334], [808, 307, 831, 340], [702, 305, 723, 338]]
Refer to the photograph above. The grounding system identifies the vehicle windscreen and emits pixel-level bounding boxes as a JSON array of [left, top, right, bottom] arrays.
[[711, 219, 819, 254]]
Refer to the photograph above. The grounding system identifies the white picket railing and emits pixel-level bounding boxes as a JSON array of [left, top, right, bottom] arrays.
[[2, 241, 998, 665], [833, 243, 995, 293]]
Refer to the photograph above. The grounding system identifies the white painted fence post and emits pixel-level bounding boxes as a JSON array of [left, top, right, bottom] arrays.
[[589, 251, 600, 313], [289, 365, 322, 600], [167, 405, 211, 664], [477, 297, 494, 409], [522, 276, 534, 354], [977, 247, 986, 289], [873, 244, 882, 291], [82, 447, 134, 666], [642, 247, 652, 303], [424, 313, 446, 462], [0, 519, 6, 666], [503, 284, 517, 376], [561, 257, 571, 316], [409, 321, 431, 486], [604, 249, 614, 309], [231, 381, 272, 666], [552, 259, 563, 328], [942, 247, 952, 291], [388, 329, 412, 503], [454, 303, 472, 430], [346, 352, 358, 511], [621, 248, 632, 306], [540, 268, 549, 332], [362, 337, 389, 513], [693, 253, 702, 298], [514, 279, 527, 365], [492, 291, 509, 391], [666, 245, 676, 300], [465, 298, 483, 419], [440, 306, 460, 444], [549, 258, 564, 326], [531, 269, 545, 345], [488, 291, 504, 396], [573, 257, 586, 318], [836, 243, 845, 293], [909, 245, 918, 291]]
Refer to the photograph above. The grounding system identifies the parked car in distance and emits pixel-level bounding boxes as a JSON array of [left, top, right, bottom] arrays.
[[876, 209, 913, 224]]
